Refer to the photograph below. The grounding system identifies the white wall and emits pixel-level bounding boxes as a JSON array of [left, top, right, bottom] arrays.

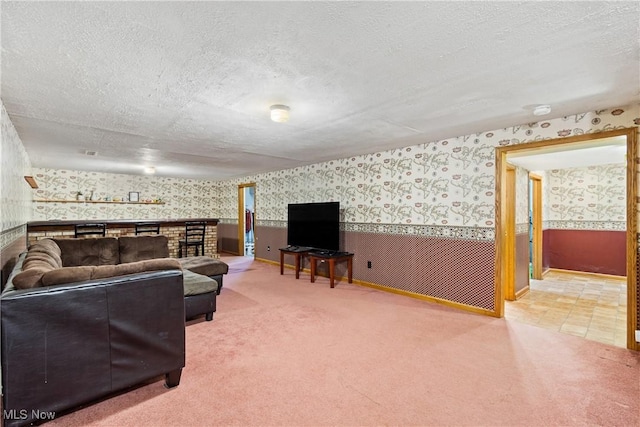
[[0, 100, 32, 233]]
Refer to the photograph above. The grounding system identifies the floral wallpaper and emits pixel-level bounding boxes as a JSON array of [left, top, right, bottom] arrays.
[[545, 163, 626, 230], [32, 169, 220, 221], [215, 105, 639, 239], [0, 100, 32, 236]]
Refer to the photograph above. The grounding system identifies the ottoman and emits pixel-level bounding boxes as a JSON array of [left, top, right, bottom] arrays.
[[178, 256, 229, 295], [183, 270, 218, 321]]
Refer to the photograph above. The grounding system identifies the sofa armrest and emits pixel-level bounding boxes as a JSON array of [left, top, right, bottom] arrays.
[[1, 269, 185, 427]]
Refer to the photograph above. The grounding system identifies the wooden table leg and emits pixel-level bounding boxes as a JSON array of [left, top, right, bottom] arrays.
[[310, 258, 316, 283], [295, 253, 300, 279], [347, 257, 353, 283], [329, 259, 336, 288], [280, 251, 284, 275]]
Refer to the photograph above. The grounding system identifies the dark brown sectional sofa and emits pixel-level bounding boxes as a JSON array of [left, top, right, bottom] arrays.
[[11, 237, 180, 288], [0, 235, 228, 427]]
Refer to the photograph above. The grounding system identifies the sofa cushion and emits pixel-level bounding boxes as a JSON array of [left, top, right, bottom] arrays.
[[12, 266, 51, 289], [182, 270, 218, 296], [54, 237, 120, 266], [119, 235, 170, 263], [23, 252, 62, 270], [25, 239, 62, 268], [39, 259, 182, 286], [40, 266, 95, 286], [91, 258, 181, 280], [178, 256, 229, 277], [11, 239, 64, 289]]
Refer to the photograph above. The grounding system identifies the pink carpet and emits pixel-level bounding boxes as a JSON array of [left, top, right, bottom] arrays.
[[48, 256, 639, 426]]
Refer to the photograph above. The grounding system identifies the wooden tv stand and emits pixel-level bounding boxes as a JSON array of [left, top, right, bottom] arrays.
[[279, 247, 312, 279], [308, 251, 354, 288]]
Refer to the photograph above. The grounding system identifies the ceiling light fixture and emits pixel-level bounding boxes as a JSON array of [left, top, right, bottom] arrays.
[[144, 166, 156, 174], [533, 104, 551, 116], [270, 104, 290, 123]]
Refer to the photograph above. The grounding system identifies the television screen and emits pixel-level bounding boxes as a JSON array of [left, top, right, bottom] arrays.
[[287, 202, 340, 251]]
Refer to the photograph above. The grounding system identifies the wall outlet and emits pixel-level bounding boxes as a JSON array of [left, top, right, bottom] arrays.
[[635, 330, 640, 342], [367, 261, 372, 268], [267, 246, 270, 251]]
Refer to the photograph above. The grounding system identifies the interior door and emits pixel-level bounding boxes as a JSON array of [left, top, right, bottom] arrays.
[[529, 173, 543, 280]]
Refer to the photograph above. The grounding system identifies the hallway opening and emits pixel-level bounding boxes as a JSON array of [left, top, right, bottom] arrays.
[[238, 183, 256, 258], [495, 127, 637, 350]]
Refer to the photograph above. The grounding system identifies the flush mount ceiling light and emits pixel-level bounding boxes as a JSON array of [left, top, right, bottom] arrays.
[[144, 166, 156, 174], [270, 104, 290, 123], [533, 104, 552, 116]]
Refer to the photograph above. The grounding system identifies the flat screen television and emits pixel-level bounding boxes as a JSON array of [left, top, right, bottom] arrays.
[[287, 202, 340, 251]]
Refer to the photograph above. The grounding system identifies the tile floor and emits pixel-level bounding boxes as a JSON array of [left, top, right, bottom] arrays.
[[504, 270, 627, 348], [244, 242, 254, 257]]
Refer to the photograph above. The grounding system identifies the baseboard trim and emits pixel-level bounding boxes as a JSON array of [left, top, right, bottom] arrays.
[[220, 249, 241, 256], [515, 286, 530, 299], [544, 268, 626, 281], [352, 278, 498, 317], [257, 258, 498, 317]]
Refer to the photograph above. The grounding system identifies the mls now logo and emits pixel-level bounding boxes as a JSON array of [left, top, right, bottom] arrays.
[[3, 409, 55, 421]]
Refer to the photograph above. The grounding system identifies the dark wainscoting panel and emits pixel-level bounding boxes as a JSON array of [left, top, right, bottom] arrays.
[[515, 233, 530, 294], [254, 226, 287, 263], [255, 226, 496, 311], [543, 229, 626, 276], [218, 223, 239, 255], [344, 231, 496, 311]]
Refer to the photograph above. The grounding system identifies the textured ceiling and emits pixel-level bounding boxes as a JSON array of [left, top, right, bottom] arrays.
[[2, 1, 639, 179]]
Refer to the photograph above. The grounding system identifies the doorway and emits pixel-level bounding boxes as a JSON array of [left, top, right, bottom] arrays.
[[238, 183, 256, 258], [495, 128, 638, 350]]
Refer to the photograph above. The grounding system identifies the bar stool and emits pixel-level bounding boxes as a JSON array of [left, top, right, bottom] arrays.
[[134, 222, 160, 235], [74, 223, 106, 238], [178, 221, 206, 257]]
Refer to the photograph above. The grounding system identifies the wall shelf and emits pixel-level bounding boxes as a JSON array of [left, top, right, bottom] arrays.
[[34, 199, 165, 205]]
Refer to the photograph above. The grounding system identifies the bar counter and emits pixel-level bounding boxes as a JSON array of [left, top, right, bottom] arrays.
[[27, 219, 220, 258]]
